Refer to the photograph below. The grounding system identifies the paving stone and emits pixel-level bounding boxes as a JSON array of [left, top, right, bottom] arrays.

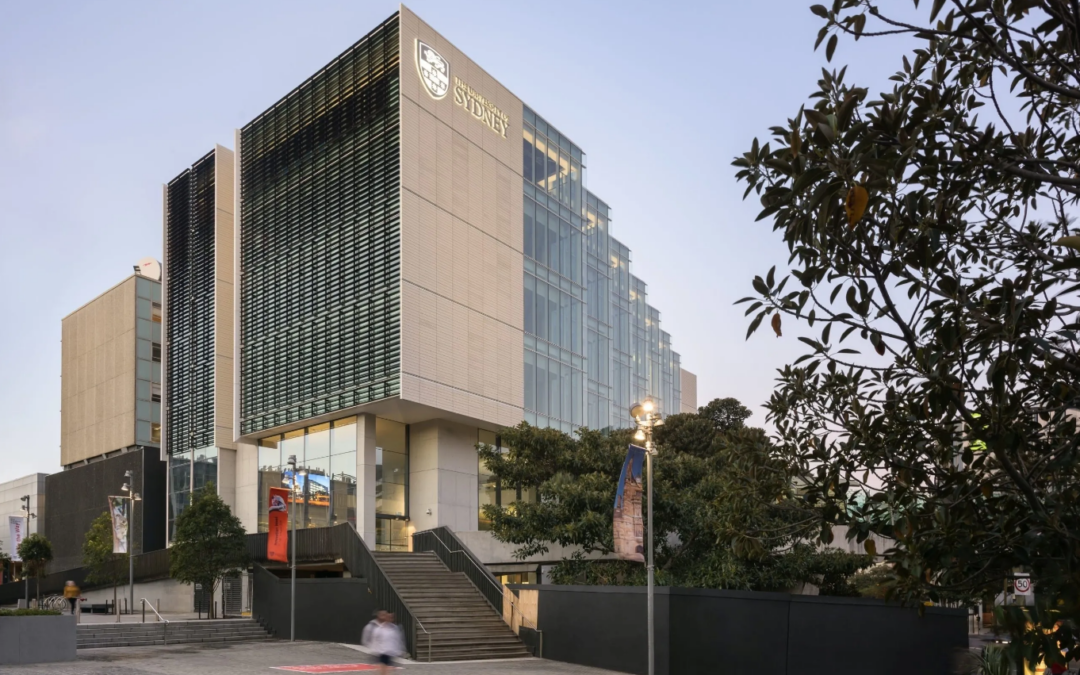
[[0, 640, 623, 675]]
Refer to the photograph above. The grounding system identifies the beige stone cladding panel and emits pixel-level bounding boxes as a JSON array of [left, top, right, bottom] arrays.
[[680, 368, 698, 414], [234, 441, 259, 533], [399, 6, 525, 427], [215, 145, 236, 449], [61, 277, 138, 465]]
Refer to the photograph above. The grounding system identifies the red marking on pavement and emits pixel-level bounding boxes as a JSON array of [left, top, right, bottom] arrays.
[[271, 665, 383, 673]]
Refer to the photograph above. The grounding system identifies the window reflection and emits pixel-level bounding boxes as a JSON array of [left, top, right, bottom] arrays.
[[376, 418, 407, 518], [254, 415, 392, 534], [477, 431, 534, 531], [168, 450, 192, 541]]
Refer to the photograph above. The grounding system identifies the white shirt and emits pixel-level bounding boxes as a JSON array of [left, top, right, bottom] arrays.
[[366, 621, 405, 657]]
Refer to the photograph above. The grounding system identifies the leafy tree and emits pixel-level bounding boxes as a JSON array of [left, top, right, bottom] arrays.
[[480, 400, 870, 592], [82, 512, 129, 614], [852, 564, 894, 601], [17, 534, 53, 606], [0, 550, 11, 584], [169, 483, 248, 618], [733, 0, 1080, 667], [698, 397, 753, 432]]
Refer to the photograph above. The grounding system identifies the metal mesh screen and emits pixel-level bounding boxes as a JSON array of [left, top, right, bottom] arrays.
[[165, 151, 217, 454], [239, 14, 401, 436]]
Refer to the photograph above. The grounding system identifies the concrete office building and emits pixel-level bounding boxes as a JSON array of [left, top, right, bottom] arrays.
[[60, 267, 163, 465], [163, 6, 697, 568], [47, 266, 167, 572]]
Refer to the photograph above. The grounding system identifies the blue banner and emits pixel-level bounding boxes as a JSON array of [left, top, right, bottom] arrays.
[[613, 445, 646, 562]]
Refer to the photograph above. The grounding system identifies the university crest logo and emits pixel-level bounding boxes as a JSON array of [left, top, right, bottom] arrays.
[[269, 494, 287, 513], [416, 40, 449, 100]]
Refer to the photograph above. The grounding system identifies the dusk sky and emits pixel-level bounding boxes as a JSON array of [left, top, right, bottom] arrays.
[[0, 1, 914, 477]]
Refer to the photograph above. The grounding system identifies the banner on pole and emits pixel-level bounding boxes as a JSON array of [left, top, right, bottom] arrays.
[[8, 516, 26, 562], [267, 487, 290, 563], [613, 444, 647, 563], [109, 496, 128, 554]]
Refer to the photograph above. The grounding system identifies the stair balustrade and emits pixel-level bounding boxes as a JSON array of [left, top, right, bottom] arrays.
[[412, 526, 543, 656]]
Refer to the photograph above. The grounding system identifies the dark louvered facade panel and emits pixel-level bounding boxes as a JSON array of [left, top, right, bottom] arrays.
[[165, 152, 217, 454], [239, 14, 401, 436]]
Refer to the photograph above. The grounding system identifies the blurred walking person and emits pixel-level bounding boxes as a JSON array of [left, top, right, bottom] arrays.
[[362, 610, 405, 673], [63, 581, 79, 615]]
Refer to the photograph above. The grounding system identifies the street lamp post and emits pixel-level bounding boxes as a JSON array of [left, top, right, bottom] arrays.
[[121, 471, 141, 620], [630, 399, 663, 675], [19, 495, 36, 609], [286, 455, 307, 642]]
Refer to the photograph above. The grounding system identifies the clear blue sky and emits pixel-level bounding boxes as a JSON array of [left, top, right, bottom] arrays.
[[0, 1, 910, 477]]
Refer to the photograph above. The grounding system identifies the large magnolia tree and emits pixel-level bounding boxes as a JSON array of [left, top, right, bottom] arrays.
[[734, 0, 1080, 667], [481, 400, 869, 593]]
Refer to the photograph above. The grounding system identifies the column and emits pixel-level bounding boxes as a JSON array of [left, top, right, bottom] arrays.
[[407, 420, 480, 533], [356, 414, 378, 545], [234, 441, 259, 534], [218, 447, 237, 512]]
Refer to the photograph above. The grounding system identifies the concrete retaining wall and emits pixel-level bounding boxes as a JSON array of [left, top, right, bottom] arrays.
[[0, 615, 77, 665], [78, 577, 193, 614]]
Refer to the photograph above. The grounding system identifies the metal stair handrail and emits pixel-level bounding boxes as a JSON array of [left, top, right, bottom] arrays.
[[334, 523, 424, 659], [139, 598, 169, 644], [412, 526, 543, 639]]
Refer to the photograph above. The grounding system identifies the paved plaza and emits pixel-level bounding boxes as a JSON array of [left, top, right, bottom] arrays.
[[0, 641, 622, 675]]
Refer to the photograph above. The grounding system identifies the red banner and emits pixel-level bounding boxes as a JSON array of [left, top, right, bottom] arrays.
[[267, 487, 289, 563]]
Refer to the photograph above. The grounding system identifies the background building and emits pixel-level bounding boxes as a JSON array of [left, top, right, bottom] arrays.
[[47, 265, 167, 572], [60, 265, 163, 465], [0, 473, 46, 560], [159, 6, 697, 566]]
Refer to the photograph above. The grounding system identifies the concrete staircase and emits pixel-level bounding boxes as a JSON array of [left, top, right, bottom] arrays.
[[374, 551, 530, 662], [77, 618, 270, 649]]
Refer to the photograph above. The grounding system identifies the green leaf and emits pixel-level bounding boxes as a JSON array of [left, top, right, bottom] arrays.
[[826, 34, 838, 62]]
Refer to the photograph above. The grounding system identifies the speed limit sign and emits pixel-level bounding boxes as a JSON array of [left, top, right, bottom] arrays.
[[1014, 577, 1033, 595]]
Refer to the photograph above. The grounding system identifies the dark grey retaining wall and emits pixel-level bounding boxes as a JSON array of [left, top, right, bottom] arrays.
[[511, 584, 967, 675], [251, 564, 376, 643], [0, 615, 78, 665]]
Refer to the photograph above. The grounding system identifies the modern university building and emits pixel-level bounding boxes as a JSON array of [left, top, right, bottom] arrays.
[[163, 6, 696, 572]]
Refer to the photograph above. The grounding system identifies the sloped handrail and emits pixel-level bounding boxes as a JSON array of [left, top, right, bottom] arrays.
[[333, 523, 422, 659]]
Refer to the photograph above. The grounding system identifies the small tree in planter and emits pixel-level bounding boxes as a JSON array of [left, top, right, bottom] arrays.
[[0, 551, 11, 585], [83, 512, 129, 615], [169, 483, 248, 618], [17, 534, 53, 607]]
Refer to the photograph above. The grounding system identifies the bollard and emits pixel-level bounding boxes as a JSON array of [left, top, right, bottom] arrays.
[[142, 598, 146, 623]]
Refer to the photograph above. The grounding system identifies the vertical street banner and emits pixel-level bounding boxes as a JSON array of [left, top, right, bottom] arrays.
[[267, 487, 290, 563], [109, 496, 128, 554], [613, 444, 647, 563], [8, 516, 26, 562]]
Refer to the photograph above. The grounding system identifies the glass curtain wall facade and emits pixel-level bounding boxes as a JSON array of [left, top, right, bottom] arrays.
[[135, 276, 163, 447], [165, 152, 216, 537], [521, 107, 586, 433], [477, 430, 535, 531], [257, 417, 358, 534], [254, 415, 409, 550], [238, 14, 402, 436], [585, 193, 613, 431], [521, 107, 682, 434]]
